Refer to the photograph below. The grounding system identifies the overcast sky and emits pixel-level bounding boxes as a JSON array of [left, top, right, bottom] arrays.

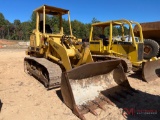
[[0, 0, 160, 23]]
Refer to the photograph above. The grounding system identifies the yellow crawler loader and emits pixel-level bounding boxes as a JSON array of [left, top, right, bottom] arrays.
[[24, 6, 134, 119], [89, 19, 160, 82]]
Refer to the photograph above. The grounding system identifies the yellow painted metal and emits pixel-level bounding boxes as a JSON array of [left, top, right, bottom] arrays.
[[36, 12, 39, 32], [48, 54, 61, 62], [35, 31, 41, 46], [108, 22, 112, 52], [59, 14, 63, 34], [48, 39, 73, 70], [68, 11, 73, 36], [43, 6, 45, 34], [89, 25, 93, 41], [89, 19, 144, 67], [90, 40, 103, 53], [89, 19, 160, 82], [132, 21, 143, 42], [76, 46, 93, 66], [27, 5, 94, 71], [34, 5, 69, 15], [30, 34, 36, 47], [25, 6, 133, 120]]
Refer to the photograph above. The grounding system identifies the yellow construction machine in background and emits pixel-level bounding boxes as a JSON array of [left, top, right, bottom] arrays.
[[89, 19, 160, 82], [24, 5, 134, 120]]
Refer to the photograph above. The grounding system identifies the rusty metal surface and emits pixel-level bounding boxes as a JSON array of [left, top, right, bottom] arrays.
[[92, 55, 132, 73], [24, 57, 62, 89], [136, 21, 160, 31], [142, 60, 160, 82], [134, 21, 160, 40], [61, 59, 133, 120]]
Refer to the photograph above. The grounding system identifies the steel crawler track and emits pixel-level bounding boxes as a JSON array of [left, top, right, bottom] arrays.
[[24, 57, 62, 89]]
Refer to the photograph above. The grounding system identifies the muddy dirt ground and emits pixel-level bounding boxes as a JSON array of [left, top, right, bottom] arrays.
[[0, 49, 160, 120]]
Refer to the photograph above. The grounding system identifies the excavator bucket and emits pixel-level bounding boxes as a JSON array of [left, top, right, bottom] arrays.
[[61, 59, 134, 120], [142, 59, 160, 82]]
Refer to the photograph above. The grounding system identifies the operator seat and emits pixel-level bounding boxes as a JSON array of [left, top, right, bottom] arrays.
[[99, 34, 109, 46], [39, 21, 52, 33]]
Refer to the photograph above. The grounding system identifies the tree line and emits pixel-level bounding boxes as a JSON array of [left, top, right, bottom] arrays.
[[0, 12, 129, 41]]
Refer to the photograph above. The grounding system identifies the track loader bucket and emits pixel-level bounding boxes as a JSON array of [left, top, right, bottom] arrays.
[[61, 60, 133, 120], [142, 59, 160, 82]]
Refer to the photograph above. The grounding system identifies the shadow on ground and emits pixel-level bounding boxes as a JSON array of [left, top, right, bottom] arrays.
[[103, 87, 160, 120], [56, 90, 63, 102], [56, 85, 160, 120], [128, 71, 143, 81], [122, 90, 160, 120]]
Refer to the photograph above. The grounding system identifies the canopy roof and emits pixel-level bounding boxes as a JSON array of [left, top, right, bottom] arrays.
[[34, 4, 69, 15], [92, 19, 134, 27]]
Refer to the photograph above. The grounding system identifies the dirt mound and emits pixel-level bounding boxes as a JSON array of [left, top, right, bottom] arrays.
[[0, 39, 28, 49]]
